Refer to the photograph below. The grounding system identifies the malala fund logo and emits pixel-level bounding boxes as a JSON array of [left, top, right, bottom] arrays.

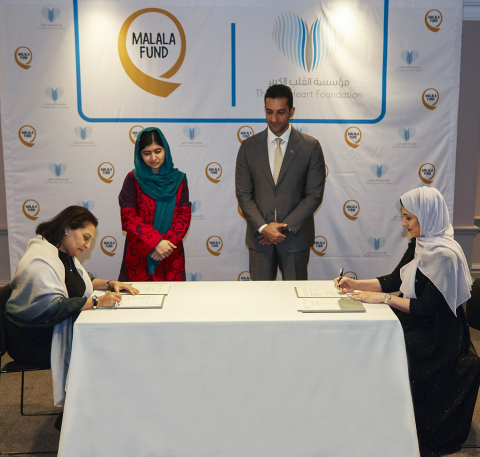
[[206, 236, 223, 256], [205, 162, 222, 184], [23, 200, 40, 221], [343, 200, 360, 221], [118, 8, 186, 97], [422, 88, 439, 110], [18, 125, 36, 147], [345, 127, 361, 148], [238, 271, 251, 281], [425, 10, 442, 33], [15, 47, 32, 69], [98, 162, 115, 183], [237, 126, 254, 143], [101, 236, 117, 257], [419, 163, 435, 184], [311, 236, 327, 256], [129, 125, 144, 144]]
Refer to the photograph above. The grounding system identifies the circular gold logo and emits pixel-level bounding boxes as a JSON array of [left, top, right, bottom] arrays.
[[238, 271, 251, 281], [18, 125, 36, 147], [419, 163, 435, 184], [129, 125, 144, 144], [118, 8, 186, 97], [22, 199, 40, 220], [205, 162, 222, 183], [98, 162, 115, 184], [345, 127, 361, 148], [14, 46, 32, 69], [422, 88, 439, 110], [343, 200, 360, 221], [100, 236, 117, 257], [425, 9, 442, 33], [237, 126, 254, 143], [311, 236, 327, 256], [206, 236, 223, 256]]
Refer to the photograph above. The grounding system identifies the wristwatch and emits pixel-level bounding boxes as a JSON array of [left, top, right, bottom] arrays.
[[384, 293, 391, 304], [92, 295, 98, 309], [106, 280, 113, 291]]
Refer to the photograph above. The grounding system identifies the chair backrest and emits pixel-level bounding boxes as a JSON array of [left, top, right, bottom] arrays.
[[466, 278, 480, 331], [0, 284, 13, 358]]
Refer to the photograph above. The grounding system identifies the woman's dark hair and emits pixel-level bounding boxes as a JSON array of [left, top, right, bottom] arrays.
[[138, 129, 164, 151], [36, 206, 98, 247]]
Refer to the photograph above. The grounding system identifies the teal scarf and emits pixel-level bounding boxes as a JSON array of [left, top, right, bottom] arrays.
[[132, 127, 185, 275]]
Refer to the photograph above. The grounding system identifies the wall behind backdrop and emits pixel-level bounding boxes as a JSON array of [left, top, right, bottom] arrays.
[[0, 0, 465, 281]]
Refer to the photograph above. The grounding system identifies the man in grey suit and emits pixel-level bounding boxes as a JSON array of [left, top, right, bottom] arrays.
[[235, 84, 325, 280]]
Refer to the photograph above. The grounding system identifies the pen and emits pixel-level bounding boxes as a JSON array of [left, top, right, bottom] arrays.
[[338, 267, 344, 290]]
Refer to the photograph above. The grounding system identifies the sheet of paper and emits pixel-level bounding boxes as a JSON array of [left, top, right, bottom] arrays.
[[295, 286, 345, 298], [117, 295, 164, 308], [126, 283, 171, 295], [296, 299, 342, 312]]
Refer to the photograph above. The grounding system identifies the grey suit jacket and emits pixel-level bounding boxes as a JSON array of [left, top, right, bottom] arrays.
[[235, 127, 325, 253]]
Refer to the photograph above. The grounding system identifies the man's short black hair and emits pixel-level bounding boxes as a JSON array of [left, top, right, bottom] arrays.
[[265, 84, 293, 110]]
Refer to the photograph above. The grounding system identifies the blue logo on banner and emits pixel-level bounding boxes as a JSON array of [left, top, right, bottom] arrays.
[[187, 272, 202, 281], [74, 127, 92, 140], [45, 87, 64, 101], [398, 127, 416, 142], [192, 201, 201, 213], [41, 7, 60, 22], [297, 127, 308, 133], [371, 164, 388, 178], [78, 201, 95, 211], [369, 237, 386, 250], [183, 127, 200, 140], [272, 13, 344, 72], [49, 163, 67, 177], [400, 50, 419, 65]]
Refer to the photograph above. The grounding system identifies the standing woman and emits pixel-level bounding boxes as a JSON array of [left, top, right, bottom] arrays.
[[334, 187, 480, 457], [118, 127, 191, 281]]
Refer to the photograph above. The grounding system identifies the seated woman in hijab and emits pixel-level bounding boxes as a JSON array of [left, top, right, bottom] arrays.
[[5, 206, 138, 413], [334, 186, 480, 457]]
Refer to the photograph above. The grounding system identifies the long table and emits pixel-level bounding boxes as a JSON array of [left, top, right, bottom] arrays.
[[58, 281, 419, 457]]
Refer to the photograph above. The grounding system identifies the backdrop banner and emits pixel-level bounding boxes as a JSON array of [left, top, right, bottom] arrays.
[[0, 0, 463, 282]]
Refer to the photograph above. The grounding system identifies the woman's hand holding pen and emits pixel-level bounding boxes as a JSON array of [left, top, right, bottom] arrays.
[[333, 276, 357, 293], [98, 292, 122, 308]]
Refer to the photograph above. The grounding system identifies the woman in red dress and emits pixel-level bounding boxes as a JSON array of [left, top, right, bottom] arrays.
[[118, 127, 191, 281]]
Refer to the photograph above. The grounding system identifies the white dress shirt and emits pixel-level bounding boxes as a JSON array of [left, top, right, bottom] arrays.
[[258, 125, 292, 233]]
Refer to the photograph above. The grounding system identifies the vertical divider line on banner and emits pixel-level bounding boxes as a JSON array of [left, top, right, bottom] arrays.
[[231, 23, 236, 107]]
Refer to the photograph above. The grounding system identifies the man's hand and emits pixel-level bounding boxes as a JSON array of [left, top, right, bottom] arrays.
[[259, 222, 288, 245]]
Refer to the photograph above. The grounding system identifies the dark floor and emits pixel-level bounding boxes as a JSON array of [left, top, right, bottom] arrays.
[[1, 329, 480, 456]]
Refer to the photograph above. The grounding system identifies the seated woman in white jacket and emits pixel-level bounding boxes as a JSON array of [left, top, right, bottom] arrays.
[[5, 206, 138, 412]]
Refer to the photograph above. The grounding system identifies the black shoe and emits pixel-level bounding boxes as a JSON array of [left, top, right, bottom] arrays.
[[54, 412, 63, 431]]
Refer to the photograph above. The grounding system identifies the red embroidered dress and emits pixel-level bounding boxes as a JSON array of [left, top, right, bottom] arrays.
[[118, 172, 191, 281]]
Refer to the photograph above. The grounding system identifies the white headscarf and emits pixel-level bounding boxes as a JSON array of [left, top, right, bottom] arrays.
[[399, 187, 472, 315]]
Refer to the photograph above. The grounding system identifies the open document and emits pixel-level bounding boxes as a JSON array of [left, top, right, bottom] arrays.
[[124, 283, 170, 295], [295, 286, 347, 298], [296, 297, 365, 313], [93, 290, 165, 309]]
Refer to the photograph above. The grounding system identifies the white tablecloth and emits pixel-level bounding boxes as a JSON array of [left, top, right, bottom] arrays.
[[58, 281, 419, 457]]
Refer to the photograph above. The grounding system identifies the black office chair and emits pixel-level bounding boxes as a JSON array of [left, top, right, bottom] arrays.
[[0, 283, 58, 456], [466, 278, 480, 331]]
